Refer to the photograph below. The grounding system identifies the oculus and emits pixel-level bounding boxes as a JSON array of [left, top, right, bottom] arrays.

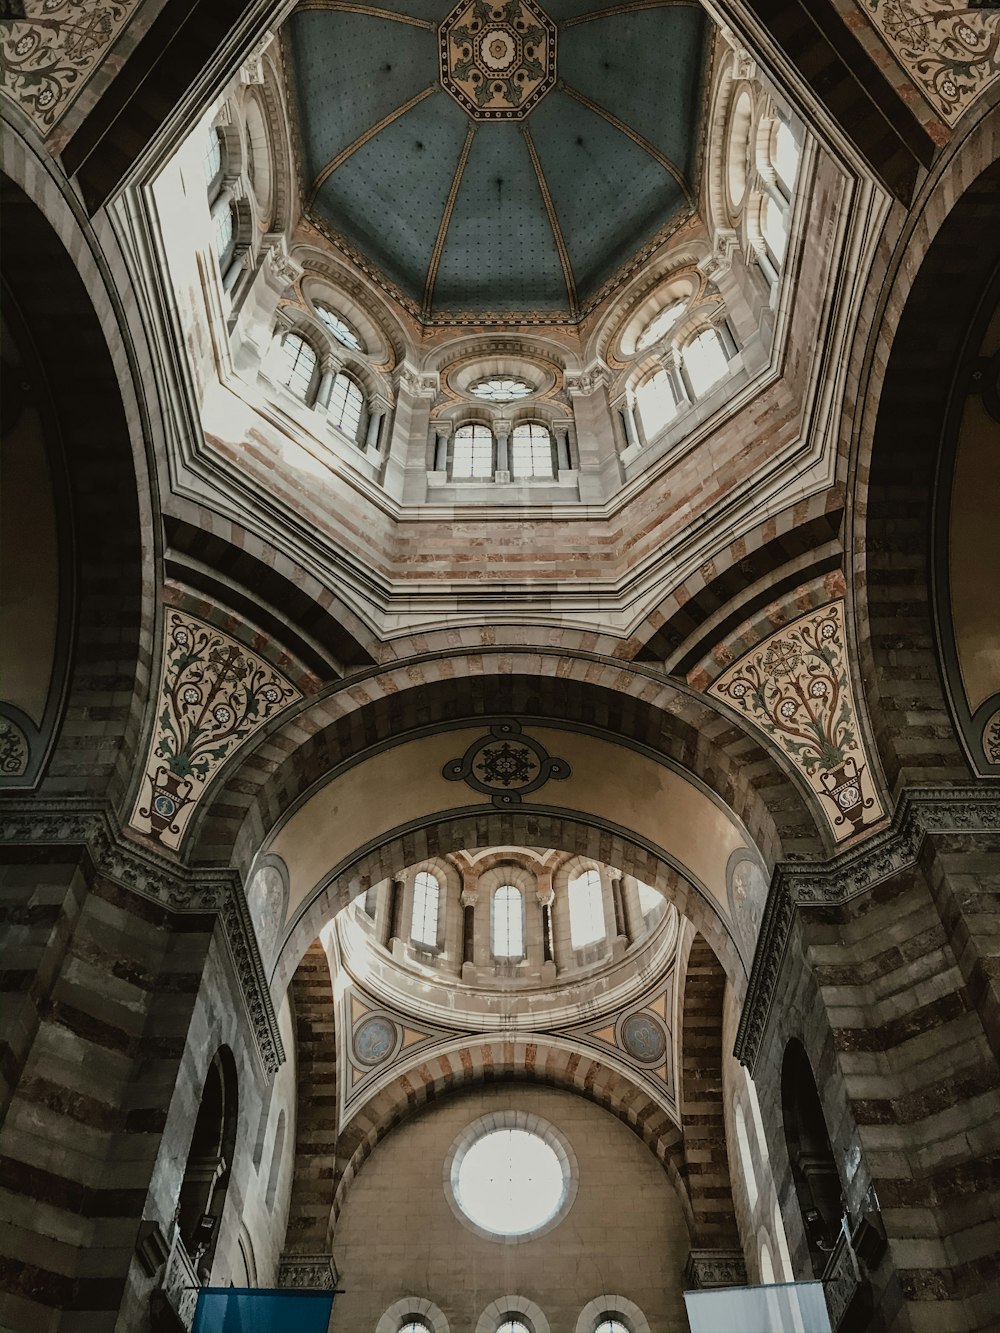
[[470, 376, 534, 402], [439, 0, 557, 121], [447, 1114, 575, 1239]]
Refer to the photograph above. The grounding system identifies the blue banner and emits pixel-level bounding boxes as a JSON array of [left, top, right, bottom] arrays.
[[193, 1288, 335, 1333]]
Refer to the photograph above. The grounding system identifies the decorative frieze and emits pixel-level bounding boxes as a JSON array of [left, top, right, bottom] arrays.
[[734, 786, 1000, 1073], [710, 602, 885, 843], [278, 1254, 339, 1290], [130, 610, 300, 851], [684, 1248, 748, 1289], [0, 798, 285, 1074]]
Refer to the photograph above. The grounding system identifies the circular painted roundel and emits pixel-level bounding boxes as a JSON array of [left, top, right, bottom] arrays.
[[620, 1011, 667, 1064], [352, 1015, 397, 1067]]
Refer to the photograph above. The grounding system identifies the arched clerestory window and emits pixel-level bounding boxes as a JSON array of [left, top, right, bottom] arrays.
[[212, 202, 237, 274], [568, 869, 605, 948], [636, 367, 679, 438], [276, 332, 318, 401], [411, 871, 440, 947], [682, 328, 729, 396], [453, 423, 494, 479], [510, 423, 553, 478], [492, 885, 524, 959], [329, 370, 366, 441]]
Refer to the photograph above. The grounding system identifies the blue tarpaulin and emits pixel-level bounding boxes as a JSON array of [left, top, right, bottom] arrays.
[[192, 1287, 335, 1333]]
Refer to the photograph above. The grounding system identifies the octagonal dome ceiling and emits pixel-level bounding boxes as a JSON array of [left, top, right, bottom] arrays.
[[286, 0, 710, 320]]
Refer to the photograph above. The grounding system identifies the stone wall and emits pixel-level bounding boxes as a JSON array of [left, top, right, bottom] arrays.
[[329, 1081, 692, 1333]]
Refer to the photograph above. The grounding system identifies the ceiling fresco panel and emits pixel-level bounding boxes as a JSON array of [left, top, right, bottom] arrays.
[[286, 12, 438, 182]]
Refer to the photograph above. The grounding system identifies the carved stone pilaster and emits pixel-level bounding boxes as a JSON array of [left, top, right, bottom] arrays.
[[735, 786, 1000, 1073], [240, 30, 274, 85], [684, 1248, 748, 1289], [0, 798, 285, 1074], [262, 233, 303, 293]]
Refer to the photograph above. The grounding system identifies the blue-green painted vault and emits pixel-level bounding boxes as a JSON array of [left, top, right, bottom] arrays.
[[286, 0, 710, 319]]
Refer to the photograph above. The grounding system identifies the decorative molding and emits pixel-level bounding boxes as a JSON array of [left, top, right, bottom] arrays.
[[710, 602, 885, 843], [239, 29, 273, 86], [0, 798, 285, 1074], [983, 704, 1000, 765], [443, 719, 571, 807], [734, 786, 1000, 1073], [0, 711, 29, 776], [130, 610, 300, 851], [684, 1248, 748, 1289], [439, 0, 557, 121], [263, 232, 304, 291], [277, 1254, 339, 1290]]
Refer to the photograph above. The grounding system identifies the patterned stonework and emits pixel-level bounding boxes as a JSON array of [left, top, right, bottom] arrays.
[[711, 602, 885, 843], [0, 0, 141, 136], [130, 611, 300, 851], [439, 0, 556, 121], [983, 704, 1000, 765], [0, 714, 29, 776], [864, 0, 1000, 124]]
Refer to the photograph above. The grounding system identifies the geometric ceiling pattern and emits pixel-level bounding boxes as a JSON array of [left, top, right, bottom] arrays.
[[287, 0, 709, 319]]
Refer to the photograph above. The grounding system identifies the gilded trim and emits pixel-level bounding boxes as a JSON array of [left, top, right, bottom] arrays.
[[561, 81, 691, 201], [423, 124, 476, 317], [307, 85, 438, 204], [563, 0, 702, 26], [521, 126, 578, 315], [293, 0, 436, 28]]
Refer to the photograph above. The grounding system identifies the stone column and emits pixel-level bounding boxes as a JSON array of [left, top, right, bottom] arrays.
[[566, 364, 622, 499], [493, 419, 511, 482], [388, 874, 406, 955], [315, 350, 344, 412], [365, 393, 391, 452], [660, 346, 690, 411], [385, 365, 438, 502], [460, 884, 478, 982], [621, 874, 645, 942], [610, 871, 629, 944], [536, 873, 556, 982]]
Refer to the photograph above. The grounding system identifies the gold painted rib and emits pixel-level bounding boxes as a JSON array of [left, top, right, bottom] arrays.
[[563, 0, 700, 27], [423, 125, 477, 318], [560, 82, 692, 201], [521, 127, 578, 317], [307, 86, 438, 205], [293, 1, 435, 28]]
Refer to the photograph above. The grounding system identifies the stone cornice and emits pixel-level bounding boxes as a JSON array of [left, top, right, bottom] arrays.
[[0, 799, 284, 1075], [735, 785, 1000, 1072]]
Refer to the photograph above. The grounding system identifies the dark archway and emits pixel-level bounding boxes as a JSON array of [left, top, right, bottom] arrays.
[[780, 1038, 844, 1278], [178, 1046, 239, 1282]]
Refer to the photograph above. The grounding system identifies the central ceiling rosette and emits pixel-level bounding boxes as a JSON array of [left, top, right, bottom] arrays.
[[439, 0, 557, 121]]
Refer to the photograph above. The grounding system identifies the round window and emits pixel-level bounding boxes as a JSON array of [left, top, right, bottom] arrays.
[[445, 1111, 577, 1242]]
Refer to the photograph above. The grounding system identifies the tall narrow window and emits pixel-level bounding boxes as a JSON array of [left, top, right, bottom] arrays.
[[569, 869, 605, 948], [772, 120, 800, 196], [277, 333, 317, 400], [492, 885, 523, 958], [265, 1110, 286, 1210], [411, 871, 440, 947], [511, 423, 553, 478], [683, 329, 729, 397], [452, 424, 493, 479], [761, 196, 788, 264], [636, 368, 678, 438], [213, 204, 236, 272], [329, 371, 365, 441], [204, 126, 224, 194]]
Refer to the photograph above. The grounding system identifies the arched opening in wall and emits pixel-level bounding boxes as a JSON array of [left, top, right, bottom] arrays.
[[178, 1047, 239, 1280], [0, 172, 147, 804], [780, 1039, 843, 1277]]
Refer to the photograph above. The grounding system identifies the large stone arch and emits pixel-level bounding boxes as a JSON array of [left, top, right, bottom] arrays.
[[0, 113, 157, 808], [850, 98, 1000, 788], [189, 653, 828, 880]]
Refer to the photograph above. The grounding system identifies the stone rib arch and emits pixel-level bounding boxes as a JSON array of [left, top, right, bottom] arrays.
[[187, 652, 827, 877], [328, 1035, 692, 1244], [270, 809, 745, 1001]]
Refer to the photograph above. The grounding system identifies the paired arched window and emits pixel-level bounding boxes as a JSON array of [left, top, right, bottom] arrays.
[[492, 885, 524, 959], [453, 423, 494, 479], [276, 332, 318, 399], [411, 871, 440, 947], [316, 304, 363, 352], [568, 870, 605, 948], [511, 423, 553, 478], [329, 371, 365, 441], [682, 328, 729, 396], [635, 367, 679, 439], [756, 117, 800, 278]]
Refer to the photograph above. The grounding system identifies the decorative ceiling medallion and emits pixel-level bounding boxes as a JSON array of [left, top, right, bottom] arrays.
[[443, 720, 570, 807], [439, 0, 557, 121]]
